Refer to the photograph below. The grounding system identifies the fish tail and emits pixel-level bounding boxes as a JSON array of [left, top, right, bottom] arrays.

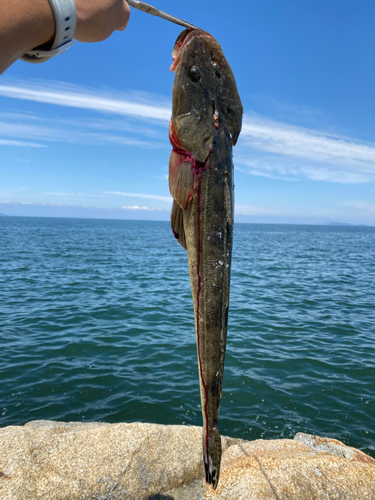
[[203, 426, 222, 490]]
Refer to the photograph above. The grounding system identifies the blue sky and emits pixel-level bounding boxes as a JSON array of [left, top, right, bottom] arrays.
[[1, 0, 375, 224]]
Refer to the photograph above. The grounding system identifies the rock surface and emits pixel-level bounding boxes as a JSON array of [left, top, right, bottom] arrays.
[[202, 436, 375, 499], [0, 420, 374, 500], [0, 420, 239, 500]]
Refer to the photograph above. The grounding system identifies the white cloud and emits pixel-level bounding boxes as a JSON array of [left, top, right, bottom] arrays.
[[12, 191, 171, 206], [0, 81, 171, 122], [2, 79, 375, 184], [241, 117, 375, 166], [0, 139, 46, 147], [0, 120, 163, 148], [106, 191, 172, 203], [122, 205, 163, 211], [236, 156, 374, 184], [238, 116, 375, 183], [235, 204, 278, 216], [0, 110, 165, 139], [16, 201, 104, 208], [42, 192, 69, 196]]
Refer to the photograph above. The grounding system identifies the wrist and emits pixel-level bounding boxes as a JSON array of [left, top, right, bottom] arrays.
[[27, 0, 56, 51], [22, 0, 77, 63], [0, 0, 55, 72]]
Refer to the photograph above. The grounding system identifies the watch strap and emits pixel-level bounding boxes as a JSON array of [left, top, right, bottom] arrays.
[[21, 0, 77, 63]]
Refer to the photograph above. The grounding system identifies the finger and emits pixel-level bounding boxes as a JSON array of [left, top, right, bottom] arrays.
[[116, 0, 130, 31]]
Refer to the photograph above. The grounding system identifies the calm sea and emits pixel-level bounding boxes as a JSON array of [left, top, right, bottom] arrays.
[[0, 217, 374, 457]]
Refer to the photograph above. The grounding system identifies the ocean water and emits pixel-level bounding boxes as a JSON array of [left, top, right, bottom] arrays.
[[0, 217, 374, 458]]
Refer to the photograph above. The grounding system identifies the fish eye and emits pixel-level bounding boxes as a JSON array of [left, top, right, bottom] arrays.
[[212, 62, 222, 78], [189, 65, 201, 83]]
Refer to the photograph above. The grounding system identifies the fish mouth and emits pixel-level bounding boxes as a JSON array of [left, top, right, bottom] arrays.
[[170, 29, 214, 72]]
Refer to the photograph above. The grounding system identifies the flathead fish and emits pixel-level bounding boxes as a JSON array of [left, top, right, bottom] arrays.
[[169, 29, 243, 489]]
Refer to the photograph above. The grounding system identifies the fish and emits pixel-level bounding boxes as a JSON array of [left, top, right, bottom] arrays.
[[168, 29, 243, 489]]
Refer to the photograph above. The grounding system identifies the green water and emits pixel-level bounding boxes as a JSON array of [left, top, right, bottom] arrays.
[[0, 217, 374, 457]]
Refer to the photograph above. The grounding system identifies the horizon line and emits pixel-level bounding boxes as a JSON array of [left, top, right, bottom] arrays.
[[0, 213, 373, 227]]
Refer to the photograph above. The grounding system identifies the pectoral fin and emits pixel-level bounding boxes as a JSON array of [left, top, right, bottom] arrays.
[[170, 199, 187, 250], [169, 150, 195, 210]]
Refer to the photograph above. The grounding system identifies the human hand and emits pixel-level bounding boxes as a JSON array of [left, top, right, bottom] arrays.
[[74, 0, 131, 43]]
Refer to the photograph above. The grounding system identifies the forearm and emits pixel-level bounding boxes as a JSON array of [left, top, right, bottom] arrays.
[[0, 0, 55, 74], [0, 0, 130, 74]]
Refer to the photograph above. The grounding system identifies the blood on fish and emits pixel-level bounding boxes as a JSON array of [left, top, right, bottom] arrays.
[[169, 120, 184, 151], [170, 120, 209, 170], [196, 167, 210, 468]]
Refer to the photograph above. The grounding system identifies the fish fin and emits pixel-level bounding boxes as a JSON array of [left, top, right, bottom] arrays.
[[203, 427, 222, 490], [219, 62, 243, 146], [169, 150, 195, 210], [227, 103, 243, 146], [170, 199, 187, 251]]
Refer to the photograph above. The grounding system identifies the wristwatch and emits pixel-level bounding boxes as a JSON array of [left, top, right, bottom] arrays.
[[21, 0, 77, 63]]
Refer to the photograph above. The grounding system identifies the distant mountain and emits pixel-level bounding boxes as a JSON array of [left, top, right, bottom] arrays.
[[0, 213, 9, 216]]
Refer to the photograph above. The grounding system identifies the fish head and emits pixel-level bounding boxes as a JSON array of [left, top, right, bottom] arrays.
[[170, 29, 243, 163]]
